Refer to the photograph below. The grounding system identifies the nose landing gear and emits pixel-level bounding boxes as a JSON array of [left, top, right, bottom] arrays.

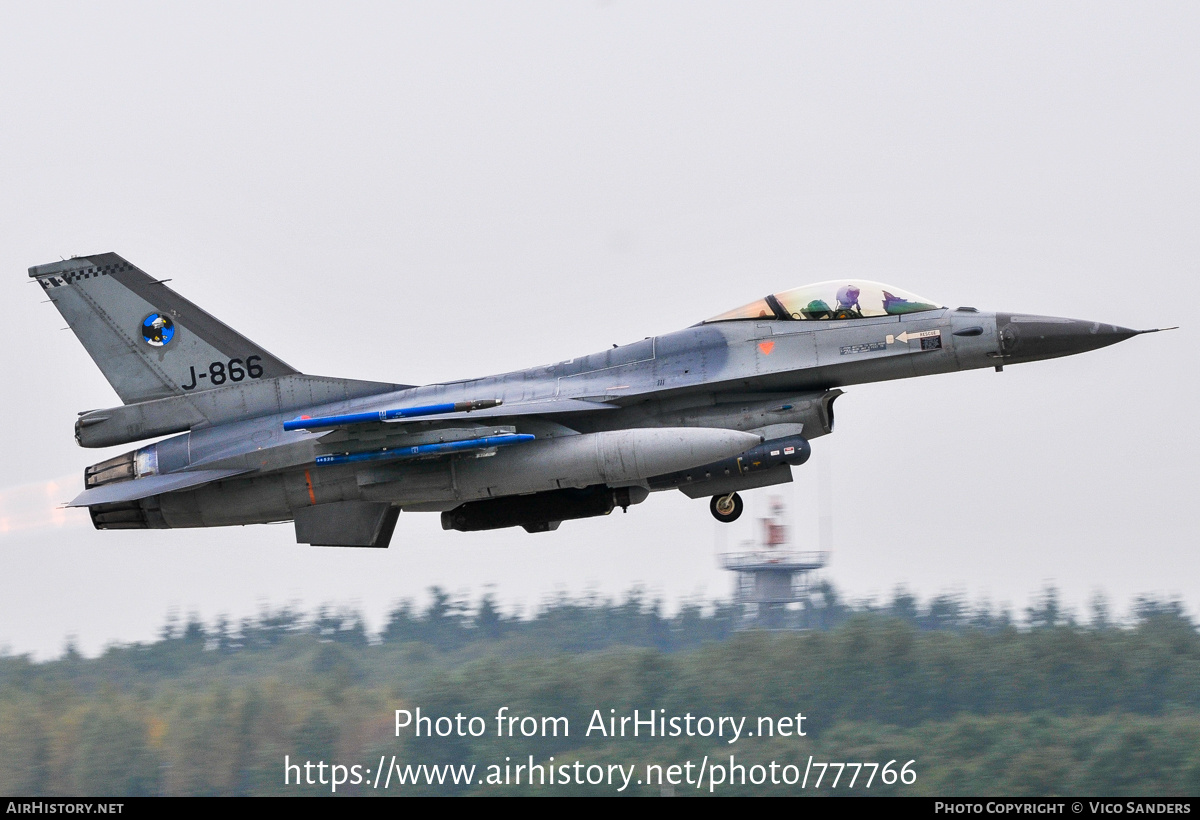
[[710, 492, 744, 523]]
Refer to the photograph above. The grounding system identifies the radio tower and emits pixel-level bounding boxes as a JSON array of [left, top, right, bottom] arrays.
[[719, 496, 828, 630]]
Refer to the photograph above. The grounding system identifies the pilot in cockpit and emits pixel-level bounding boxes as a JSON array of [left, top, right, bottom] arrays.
[[799, 284, 864, 320], [832, 285, 863, 319]]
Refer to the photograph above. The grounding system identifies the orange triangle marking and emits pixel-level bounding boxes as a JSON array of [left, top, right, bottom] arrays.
[[758, 340, 775, 355]]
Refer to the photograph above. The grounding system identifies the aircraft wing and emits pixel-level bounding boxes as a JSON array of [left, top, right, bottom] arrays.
[[434, 397, 620, 419], [285, 396, 619, 466], [67, 468, 251, 507]]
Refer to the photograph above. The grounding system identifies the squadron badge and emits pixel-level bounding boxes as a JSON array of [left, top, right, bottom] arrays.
[[141, 313, 175, 347]]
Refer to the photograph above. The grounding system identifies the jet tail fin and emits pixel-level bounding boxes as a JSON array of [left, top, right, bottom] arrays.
[[30, 253, 299, 405]]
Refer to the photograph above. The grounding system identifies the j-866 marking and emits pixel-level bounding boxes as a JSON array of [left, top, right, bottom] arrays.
[[180, 355, 264, 390]]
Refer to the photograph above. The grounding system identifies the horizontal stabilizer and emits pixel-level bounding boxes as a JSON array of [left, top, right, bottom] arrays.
[[68, 468, 250, 507], [77, 374, 409, 448]]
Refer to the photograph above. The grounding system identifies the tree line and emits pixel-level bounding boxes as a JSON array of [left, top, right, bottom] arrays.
[[0, 585, 1196, 796]]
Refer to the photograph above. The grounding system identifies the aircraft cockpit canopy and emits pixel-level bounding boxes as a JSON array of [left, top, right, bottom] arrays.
[[705, 281, 943, 323]]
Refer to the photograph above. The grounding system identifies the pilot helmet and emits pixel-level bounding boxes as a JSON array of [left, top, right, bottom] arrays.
[[836, 285, 861, 307]]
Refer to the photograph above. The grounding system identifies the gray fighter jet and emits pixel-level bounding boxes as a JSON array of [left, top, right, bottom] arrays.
[[30, 253, 1167, 547]]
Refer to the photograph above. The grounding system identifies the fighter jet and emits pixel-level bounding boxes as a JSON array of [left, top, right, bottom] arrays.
[[30, 253, 1168, 547]]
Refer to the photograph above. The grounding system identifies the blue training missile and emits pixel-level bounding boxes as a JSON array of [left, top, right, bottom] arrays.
[[284, 398, 502, 431], [315, 433, 534, 466]]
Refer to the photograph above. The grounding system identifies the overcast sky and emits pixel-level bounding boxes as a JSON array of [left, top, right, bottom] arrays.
[[1, 1, 1196, 659]]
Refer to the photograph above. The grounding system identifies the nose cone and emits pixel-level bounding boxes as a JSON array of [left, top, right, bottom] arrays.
[[996, 314, 1140, 363]]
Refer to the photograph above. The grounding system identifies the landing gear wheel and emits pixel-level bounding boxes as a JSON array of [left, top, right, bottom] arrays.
[[710, 492, 743, 523]]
